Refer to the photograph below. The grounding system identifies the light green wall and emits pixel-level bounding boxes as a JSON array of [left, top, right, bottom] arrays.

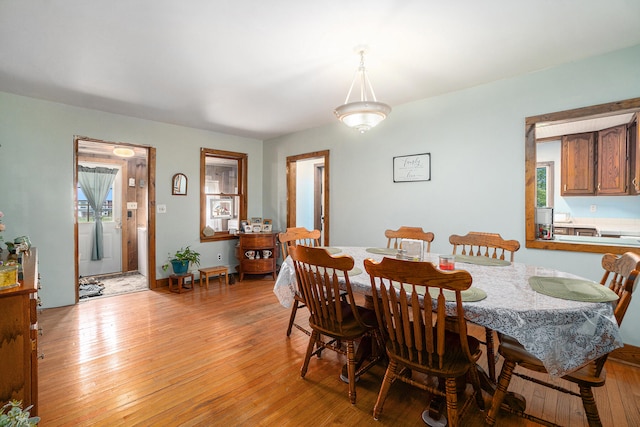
[[263, 44, 640, 346], [0, 93, 262, 308]]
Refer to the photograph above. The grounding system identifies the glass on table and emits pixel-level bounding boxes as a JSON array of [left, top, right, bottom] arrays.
[[439, 255, 455, 271]]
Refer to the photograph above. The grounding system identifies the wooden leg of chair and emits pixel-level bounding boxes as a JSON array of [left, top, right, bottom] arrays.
[[373, 359, 398, 420], [579, 385, 603, 427], [485, 358, 516, 426], [485, 327, 496, 383], [286, 300, 299, 337], [301, 331, 318, 378], [347, 340, 357, 404], [445, 377, 460, 427], [468, 366, 485, 411]]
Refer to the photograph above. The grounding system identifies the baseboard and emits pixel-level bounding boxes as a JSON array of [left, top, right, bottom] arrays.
[[610, 343, 640, 367]]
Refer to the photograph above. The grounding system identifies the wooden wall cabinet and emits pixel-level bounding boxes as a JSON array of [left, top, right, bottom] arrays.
[[561, 132, 596, 195], [630, 117, 640, 194], [237, 232, 278, 281], [597, 125, 628, 195], [0, 248, 39, 415], [561, 124, 632, 196]]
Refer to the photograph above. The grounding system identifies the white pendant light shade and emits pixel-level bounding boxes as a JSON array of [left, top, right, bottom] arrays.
[[334, 48, 391, 133], [334, 101, 391, 133]]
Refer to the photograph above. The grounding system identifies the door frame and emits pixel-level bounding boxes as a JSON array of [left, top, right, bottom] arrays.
[[286, 150, 330, 245], [74, 137, 157, 303]]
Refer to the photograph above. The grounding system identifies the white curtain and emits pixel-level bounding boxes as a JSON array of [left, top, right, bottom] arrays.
[[78, 165, 118, 260]]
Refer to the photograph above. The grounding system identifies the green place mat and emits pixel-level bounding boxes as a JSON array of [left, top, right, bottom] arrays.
[[398, 283, 487, 302], [318, 246, 341, 254], [317, 266, 363, 277], [366, 247, 398, 255], [454, 255, 511, 266], [529, 276, 619, 302]]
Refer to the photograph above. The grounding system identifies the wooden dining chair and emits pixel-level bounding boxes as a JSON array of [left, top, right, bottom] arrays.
[[290, 245, 382, 405], [486, 251, 640, 427], [364, 257, 485, 426], [385, 226, 435, 253], [278, 227, 321, 337], [449, 231, 520, 261], [449, 231, 521, 382]]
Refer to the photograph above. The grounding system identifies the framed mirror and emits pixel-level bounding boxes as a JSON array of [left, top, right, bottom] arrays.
[[525, 97, 640, 254], [172, 173, 188, 195]]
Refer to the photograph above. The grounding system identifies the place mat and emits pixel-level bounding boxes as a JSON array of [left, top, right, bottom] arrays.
[[454, 255, 511, 266], [427, 287, 487, 302], [366, 247, 398, 255], [398, 283, 487, 302], [317, 266, 363, 277], [529, 276, 619, 302], [318, 247, 342, 254]]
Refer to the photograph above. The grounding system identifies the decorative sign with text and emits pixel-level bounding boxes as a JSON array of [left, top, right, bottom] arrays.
[[393, 153, 431, 182]]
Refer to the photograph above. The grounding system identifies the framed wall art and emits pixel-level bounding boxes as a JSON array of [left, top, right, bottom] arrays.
[[393, 153, 431, 182]]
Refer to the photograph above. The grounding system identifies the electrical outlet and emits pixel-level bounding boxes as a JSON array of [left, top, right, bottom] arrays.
[[217, 253, 222, 261], [590, 204, 597, 213]]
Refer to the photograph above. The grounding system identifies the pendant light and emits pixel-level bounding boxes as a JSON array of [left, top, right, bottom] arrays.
[[334, 48, 391, 133]]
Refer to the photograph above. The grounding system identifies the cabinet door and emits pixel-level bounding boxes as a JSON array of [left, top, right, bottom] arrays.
[[561, 133, 595, 195], [630, 117, 640, 195], [597, 125, 628, 195]]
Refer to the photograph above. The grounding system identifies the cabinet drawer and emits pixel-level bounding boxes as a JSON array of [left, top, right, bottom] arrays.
[[240, 234, 275, 248], [242, 259, 274, 273]]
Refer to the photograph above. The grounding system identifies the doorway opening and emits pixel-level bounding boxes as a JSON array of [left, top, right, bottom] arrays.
[[74, 137, 157, 301], [286, 150, 329, 245]]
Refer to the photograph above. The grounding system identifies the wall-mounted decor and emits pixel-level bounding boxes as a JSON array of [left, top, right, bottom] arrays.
[[393, 153, 431, 182], [172, 173, 188, 195]]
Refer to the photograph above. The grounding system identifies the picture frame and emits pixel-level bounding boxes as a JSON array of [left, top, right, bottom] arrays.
[[172, 173, 188, 195], [393, 153, 431, 182], [262, 223, 272, 232], [251, 217, 263, 224], [252, 224, 262, 233], [243, 223, 252, 233], [209, 197, 233, 219]]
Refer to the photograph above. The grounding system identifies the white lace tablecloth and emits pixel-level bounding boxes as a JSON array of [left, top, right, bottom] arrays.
[[273, 247, 623, 377]]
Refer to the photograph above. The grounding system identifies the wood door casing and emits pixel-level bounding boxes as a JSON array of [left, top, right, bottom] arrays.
[[286, 150, 330, 246]]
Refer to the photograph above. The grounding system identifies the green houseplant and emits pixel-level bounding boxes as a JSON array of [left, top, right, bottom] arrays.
[[162, 246, 201, 275], [0, 400, 40, 426]]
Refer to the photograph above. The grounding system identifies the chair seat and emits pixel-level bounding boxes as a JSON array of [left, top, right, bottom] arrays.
[[390, 328, 481, 378], [499, 334, 606, 387], [309, 305, 377, 340]]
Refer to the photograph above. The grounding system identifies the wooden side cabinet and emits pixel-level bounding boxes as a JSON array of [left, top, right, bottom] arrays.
[[237, 232, 278, 281], [0, 248, 39, 415]]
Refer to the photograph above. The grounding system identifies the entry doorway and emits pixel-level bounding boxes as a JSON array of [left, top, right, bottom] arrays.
[[286, 150, 330, 246], [74, 137, 157, 302]]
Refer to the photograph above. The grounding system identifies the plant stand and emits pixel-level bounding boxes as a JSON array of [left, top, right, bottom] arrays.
[[169, 273, 194, 293]]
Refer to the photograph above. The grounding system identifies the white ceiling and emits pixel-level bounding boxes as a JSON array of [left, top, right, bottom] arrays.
[[1, 1, 640, 140]]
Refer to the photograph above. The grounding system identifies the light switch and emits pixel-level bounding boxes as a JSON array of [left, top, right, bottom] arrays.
[[157, 204, 167, 214], [127, 202, 138, 210], [128, 178, 135, 187]]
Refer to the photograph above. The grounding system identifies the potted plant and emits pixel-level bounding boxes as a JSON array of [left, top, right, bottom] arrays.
[[0, 400, 40, 426], [162, 246, 201, 275]]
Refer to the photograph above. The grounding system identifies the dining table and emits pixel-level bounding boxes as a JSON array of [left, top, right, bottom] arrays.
[[274, 246, 624, 378]]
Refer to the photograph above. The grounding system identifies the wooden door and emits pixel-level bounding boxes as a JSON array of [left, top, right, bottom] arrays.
[[561, 132, 595, 196], [629, 115, 640, 194], [597, 124, 628, 195]]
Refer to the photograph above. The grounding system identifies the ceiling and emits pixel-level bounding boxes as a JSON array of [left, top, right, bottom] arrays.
[[2, 1, 640, 141]]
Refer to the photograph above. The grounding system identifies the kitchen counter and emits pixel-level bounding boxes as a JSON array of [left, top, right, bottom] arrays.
[[554, 235, 640, 247]]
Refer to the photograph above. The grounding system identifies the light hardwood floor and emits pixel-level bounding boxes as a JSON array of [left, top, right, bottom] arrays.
[[39, 276, 640, 426]]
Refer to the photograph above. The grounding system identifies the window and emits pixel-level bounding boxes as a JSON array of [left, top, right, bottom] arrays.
[[536, 161, 553, 208], [77, 186, 114, 222], [200, 148, 247, 241]]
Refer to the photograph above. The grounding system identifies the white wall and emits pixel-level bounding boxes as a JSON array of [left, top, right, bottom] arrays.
[[0, 93, 262, 308], [262, 44, 640, 346]]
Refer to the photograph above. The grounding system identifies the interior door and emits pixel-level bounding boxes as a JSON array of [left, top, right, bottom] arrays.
[[78, 164, 123, 276], [286, 150, 330, 246]]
